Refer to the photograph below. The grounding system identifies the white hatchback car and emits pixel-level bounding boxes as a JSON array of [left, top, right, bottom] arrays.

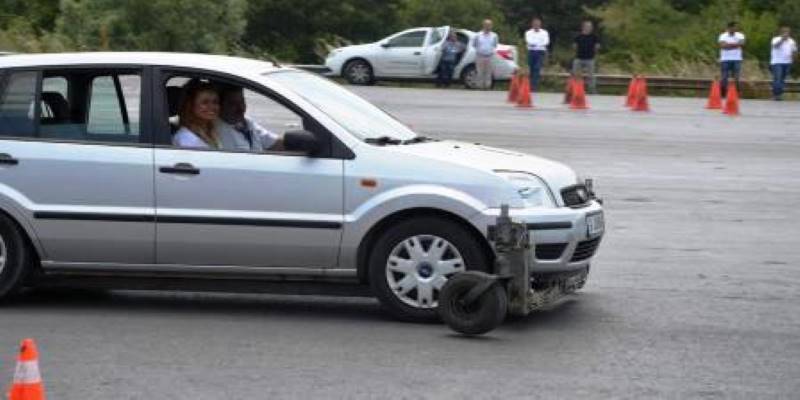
[[325, 26, 519, 89], [0, 52, 602, 321]]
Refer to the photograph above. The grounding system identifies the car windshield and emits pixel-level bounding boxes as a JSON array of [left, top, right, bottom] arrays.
[[264, 71, 418, 141]]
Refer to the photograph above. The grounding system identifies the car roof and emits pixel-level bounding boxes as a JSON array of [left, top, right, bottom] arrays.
[[0, 52, 282, 77]]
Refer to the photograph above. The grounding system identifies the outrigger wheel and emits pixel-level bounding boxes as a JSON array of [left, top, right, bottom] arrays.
[[438, 271, 508, 335]]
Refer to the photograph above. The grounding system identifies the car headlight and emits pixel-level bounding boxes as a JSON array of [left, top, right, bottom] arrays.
[[494, 171, 556, 208]]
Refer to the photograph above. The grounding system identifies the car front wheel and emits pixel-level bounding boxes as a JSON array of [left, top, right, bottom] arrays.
[[343, 59, 375, 85], [368, 217, 490, 321]]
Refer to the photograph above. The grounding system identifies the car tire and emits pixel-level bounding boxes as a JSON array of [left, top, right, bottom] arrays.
[[0, 214, 34, 301], [461, 64, 493, 90], [368, 217, 491, 322], [343, 59, 375, 85]]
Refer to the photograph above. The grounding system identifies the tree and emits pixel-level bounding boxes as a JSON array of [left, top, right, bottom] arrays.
[[56, 0, 247, 53]]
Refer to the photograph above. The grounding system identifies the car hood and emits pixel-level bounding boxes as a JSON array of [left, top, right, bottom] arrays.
[[388, 140, 579, 192], [332, 44, 374, 54]]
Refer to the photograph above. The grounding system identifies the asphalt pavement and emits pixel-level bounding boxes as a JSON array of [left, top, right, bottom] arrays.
[[1, 87, 799, 399]]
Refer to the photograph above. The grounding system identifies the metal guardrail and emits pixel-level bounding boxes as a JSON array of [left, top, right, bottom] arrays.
[[291, 64, 799, 93]]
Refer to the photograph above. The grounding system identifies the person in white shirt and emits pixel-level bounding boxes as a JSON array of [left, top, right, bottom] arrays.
[[718, 22, 746, 96], [216, 87, 282, 152], [770, 26, 798, 101], [525, 17, 549, 91], [471, 19, 499, 90], [173, 82, 223, 149]]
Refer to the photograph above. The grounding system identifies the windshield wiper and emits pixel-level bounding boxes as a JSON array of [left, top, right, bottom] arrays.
[[365, 136, 403, 145], [402, 136, 436, 145]]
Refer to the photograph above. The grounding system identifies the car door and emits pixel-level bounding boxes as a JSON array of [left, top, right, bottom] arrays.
[[375, 29, 430, 77], [152, 70, 344, 269], [0, 67, 155, 265], [421, 26, 449, 75]]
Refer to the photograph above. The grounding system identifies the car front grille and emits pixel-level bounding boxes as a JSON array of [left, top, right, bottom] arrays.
[[536, 243, 567, 260], [570, 237, 602, 262], [561, 184, 592, 208]]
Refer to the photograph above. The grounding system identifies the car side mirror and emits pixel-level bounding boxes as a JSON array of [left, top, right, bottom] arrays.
[[283, 130, 320, 155], [380, 41, 391, 48]]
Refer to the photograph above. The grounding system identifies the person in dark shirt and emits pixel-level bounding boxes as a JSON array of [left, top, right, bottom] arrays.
[[573, 21, 601, 94], [436, 32, 465, 87]]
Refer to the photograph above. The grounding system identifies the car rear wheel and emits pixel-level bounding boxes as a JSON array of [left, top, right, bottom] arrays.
[[368, 217, 490, 321], [461, 64, 493, 90], [0, 214, 34, 301], [343, 59, 374, 85]]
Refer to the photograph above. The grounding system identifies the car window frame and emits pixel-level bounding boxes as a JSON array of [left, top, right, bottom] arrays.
[[0, 65, 153, 148], [386, 29, 429, 48], [152, 66, 353, 160]]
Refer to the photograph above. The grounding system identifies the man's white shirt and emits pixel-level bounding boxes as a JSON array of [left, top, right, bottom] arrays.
[[216, 117, 279, 152], [719, 32, 745, 61], [771, 36, 798, 65], [525, 29, 549, 51]]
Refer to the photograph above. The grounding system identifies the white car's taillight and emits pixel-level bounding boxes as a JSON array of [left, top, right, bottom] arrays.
[[496, 49, 514, 61]]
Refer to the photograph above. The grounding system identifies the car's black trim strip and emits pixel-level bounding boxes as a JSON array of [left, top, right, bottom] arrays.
[[33, 212, 342, 229], [527, 222, 573, 230], [157, 216, 342, 229], [34, 212, 155, 222]]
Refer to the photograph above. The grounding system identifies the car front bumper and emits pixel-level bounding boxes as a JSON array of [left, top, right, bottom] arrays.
[[471, 200, 604, 274]]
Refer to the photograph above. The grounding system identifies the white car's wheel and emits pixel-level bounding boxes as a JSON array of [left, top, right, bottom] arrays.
[[461, 64, 493, 90], [368, 217, 490, 321], [343, 59, 374, 85]]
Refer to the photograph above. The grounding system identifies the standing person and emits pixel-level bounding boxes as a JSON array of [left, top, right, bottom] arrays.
[[573, 20, 601, 94], [471, 19, 499, 90], [719, 22, 746, 97], [437, 32, 465, 88], [770, 26, 797, 101], [525, 17, 549, 91]]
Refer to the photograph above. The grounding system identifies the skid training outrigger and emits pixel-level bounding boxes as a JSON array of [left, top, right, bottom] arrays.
[[439, 205, 587, 335]]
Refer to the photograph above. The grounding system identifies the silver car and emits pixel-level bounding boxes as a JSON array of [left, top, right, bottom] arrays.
[[0, 52, 603, 320]]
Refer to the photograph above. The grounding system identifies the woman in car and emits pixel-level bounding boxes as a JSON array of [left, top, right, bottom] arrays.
[[173, 81, 222, 149]]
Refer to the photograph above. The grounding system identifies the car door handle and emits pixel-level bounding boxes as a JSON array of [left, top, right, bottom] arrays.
[[159, 163, 200, 175], [413, 51, 422, 55], [0, 153, 19, 165]]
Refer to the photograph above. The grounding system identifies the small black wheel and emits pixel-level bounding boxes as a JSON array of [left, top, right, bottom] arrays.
[[0, 214, 34, 301], [343, 59, 375, 85], [438, 271, 507, 335]]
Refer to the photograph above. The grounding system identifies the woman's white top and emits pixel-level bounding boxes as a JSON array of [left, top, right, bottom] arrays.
[[173, 126, 212, 149]]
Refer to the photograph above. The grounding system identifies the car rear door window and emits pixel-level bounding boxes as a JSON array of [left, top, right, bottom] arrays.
[[0, 71, 38, 137], [87, 75, 141, 138], [39, 72, 142, 143]]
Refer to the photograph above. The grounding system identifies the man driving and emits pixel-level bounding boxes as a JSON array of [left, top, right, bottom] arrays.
[[216, 86, 283, 152]]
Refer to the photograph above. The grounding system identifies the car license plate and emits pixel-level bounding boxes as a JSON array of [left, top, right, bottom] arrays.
[[586, 212, 604, 237]]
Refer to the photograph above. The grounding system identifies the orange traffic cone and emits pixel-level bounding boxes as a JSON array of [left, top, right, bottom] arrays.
[[563, 77, 574, 104], [516, 77, 533, 108], [625, 76, 639, 107], [507, 73, 520, 103], [632, 77, 650, 112], [723, 84, 740, 116], [8, 339, 45, 400], [569, 78, 589, 110], [706, 79, 722, 109]]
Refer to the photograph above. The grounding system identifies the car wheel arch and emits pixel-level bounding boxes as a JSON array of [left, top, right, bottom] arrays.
[[355, 207, 494, 284], [0, 208, 42, 271]]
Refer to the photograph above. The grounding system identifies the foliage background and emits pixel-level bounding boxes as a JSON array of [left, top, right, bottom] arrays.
[[1, 0, 798, 77]]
